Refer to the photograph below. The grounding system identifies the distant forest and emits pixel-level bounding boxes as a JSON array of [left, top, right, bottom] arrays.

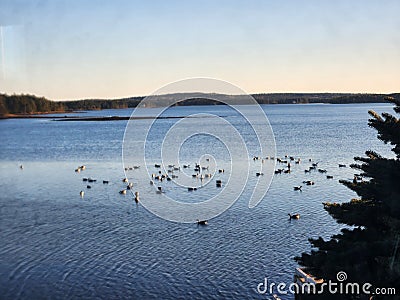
[[0, 92, 398, 116]]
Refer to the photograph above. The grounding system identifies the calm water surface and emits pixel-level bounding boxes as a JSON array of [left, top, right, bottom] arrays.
[[0, 103, 394, 299]]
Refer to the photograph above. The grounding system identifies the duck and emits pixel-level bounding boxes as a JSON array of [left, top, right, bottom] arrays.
[[103, 180, 109, 184], [218, 169, 225, 173], [256, 172, 264, 177], [197, 219, 208, 225], [154, 164, 161, 168], [339, 164, 346, 168], [293, 186, 302, 191], [288, 213, 300, 220], [82, 178, 88, 182], [188, 187, 197, 191], [134, 191, 139, 203], [122, 178, 128, 183], [87, 185, 91, 189], [20, 164, 24, 170], [326, 175, 334, 179], [119, 189, 127, 195]]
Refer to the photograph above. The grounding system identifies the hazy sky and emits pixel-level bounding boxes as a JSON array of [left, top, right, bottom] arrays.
[[0, 0, 399, 100]]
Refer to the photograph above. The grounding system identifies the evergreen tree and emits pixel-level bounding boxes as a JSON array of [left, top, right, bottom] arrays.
[[295, 97, 400, 299]]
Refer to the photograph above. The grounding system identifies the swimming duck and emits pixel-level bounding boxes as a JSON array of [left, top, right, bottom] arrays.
[[288, 213, 300, 220], [197, 219, 208, 225]]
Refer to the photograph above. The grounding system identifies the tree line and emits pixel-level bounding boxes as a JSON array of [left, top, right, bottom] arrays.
[[0, 92, 397, 116]]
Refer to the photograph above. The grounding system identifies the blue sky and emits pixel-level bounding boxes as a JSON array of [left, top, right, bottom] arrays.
[[0, 0, 399, 100]]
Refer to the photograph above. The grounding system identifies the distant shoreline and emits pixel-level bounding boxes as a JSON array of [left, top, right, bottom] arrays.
[[1, 92, 397, 118]]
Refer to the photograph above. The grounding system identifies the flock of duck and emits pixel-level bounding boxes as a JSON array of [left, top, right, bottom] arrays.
[[76, 165, 140, 203], [271, 155, 349, 220], [14, 147, 352, 228], [69, 154, 348, 224], [74, 161, 224, 225], [148, 161, 224, 192]]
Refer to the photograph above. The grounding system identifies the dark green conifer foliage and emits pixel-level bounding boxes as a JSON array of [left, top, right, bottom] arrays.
[[296, 98, 400, 299]]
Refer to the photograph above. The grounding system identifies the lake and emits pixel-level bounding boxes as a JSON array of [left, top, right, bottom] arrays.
[[0, 103, 394, 299]]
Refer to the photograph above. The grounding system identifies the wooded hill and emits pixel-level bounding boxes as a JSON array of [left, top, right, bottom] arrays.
[[0, 92, 398, 116]]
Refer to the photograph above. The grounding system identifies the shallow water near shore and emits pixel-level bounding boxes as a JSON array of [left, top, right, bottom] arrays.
[[0, 103, 394, 299]]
